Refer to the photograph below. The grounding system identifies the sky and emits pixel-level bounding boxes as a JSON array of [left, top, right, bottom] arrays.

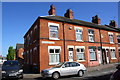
[[1, 2, 119, 57]]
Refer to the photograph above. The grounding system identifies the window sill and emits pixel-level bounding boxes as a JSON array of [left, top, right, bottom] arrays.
[[111, 58, 117, 59], [77, 60, 85, 62], [110, 42, 114, 44], [76, 40, 83, 42], [49, 38, 60, 40], [89, 41, 94, 42], [49, 62, 59, 65]]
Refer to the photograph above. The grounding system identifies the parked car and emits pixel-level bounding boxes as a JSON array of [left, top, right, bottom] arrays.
[[110, 64, 120, 80], [2, 60, 23, 79], [41, 62, 86, 79]]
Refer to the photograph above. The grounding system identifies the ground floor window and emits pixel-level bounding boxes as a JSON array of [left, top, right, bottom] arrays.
[[89, 47, 97, 61], [110, 49, 116, 59], [48, 46, 61, 65], [76, 48, 85, 61]]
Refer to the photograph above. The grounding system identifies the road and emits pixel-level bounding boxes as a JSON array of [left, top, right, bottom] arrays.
[[23, 67, 116, 80], [0, 67, 116, 80]]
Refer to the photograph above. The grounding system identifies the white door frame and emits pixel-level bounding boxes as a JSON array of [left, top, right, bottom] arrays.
[[68, 46, 74, 62]]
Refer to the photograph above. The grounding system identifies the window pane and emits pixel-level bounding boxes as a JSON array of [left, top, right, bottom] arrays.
[[50, 31, 58, 38], [55, 49, 60, 53], [76, 48, 85, 60], [89, 49, 96, 60], [69, 48, 73, 51], [77, 53, 84, 60], [76, 29, 82, 41], [110, 49, 116, 58], [77, 49, 79, 52], [49, 48, 60, 63], [50, 26, 58, 38], [50, 49, 54, 53]]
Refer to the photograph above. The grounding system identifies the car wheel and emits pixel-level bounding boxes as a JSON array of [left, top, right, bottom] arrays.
[[52, 72, 60, 79], [78, 70, 84, 77], [20, 74, 23, 79]]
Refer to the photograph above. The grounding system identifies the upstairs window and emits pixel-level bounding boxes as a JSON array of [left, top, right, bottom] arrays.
[[76, 29, 82, 41], [109, 34, 114, 43], [48, 22, 59, 40], [49, 25, 58, 38], [117, 35, 120, 43], [88, 29, 94, 42]]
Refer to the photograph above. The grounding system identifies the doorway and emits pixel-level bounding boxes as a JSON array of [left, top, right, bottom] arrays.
[[68, 48, 74, 61], [102, 49, 110, 64]]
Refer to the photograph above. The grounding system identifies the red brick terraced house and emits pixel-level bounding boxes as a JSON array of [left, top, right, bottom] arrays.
[[24, 5, 120, 73]]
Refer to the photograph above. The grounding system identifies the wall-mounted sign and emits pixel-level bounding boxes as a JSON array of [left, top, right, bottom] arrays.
[[42, 41, 55, 44]]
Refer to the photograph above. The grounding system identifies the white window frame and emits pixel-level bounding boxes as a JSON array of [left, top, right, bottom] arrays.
[[76, 46, 85, 62], [74, 27, 83, 41], [110, 47, 116, 59], [89, 48, 97, 61], [48, 46, 61, 65], [88, 30, 94, 42], [48, 22, 59, 40], [108, 32, 114, 44]]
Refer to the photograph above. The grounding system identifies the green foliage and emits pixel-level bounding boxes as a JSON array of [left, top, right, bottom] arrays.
[[7, 46, 15, 60]]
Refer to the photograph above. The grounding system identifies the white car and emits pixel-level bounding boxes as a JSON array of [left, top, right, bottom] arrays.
[[41, 62, 86, 79]]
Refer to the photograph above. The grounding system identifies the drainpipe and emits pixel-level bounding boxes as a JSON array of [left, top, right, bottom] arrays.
[[99, 29, 103, 64], [62, 22, 66, 62]]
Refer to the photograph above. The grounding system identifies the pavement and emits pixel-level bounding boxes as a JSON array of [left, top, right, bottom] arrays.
[[87, 63, 118, 72]]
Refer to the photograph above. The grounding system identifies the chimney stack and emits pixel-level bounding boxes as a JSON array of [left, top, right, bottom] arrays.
[[109, 20, 117, 28], [92, 15, 101, 24], [48, 4, 56, 15], [64, 9, 74, 19]]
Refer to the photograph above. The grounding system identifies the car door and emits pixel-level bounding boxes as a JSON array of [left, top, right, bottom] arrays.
[[60, 62, 72, 76], [69, 62, 80, 75]]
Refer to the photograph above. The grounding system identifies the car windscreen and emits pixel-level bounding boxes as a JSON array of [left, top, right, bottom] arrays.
[[53, 62, 64, 68], [3, 61, 20, 66]]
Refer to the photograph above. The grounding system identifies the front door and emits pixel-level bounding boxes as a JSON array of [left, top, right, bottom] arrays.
[[68, 48, 74, 61], [102, 49, 107, 64]]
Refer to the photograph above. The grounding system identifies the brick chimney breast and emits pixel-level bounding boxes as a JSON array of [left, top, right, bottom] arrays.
[[109, 20, 117, 28], [92, 15, 101, 24], [48, 4, 56, 15], [64, 9, 74, 19]]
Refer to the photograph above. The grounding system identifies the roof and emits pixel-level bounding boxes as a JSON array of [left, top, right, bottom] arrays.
[[24, 15, 120, 37], [16, 44, 24, 50], [39, 15, 120, 32]]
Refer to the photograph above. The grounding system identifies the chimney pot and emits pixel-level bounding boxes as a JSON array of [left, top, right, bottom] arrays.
[[92, 15, 101, 24], [48, 4, 56, 15], [64, 9, 74, 19], [109, 20, 117, 28]]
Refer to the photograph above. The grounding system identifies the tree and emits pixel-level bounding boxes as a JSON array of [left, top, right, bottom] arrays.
[[7, 46, 15, 60]]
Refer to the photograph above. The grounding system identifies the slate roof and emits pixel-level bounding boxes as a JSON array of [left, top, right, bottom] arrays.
[[39, 15, 120, 32], [24, 15, 120, 37]]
